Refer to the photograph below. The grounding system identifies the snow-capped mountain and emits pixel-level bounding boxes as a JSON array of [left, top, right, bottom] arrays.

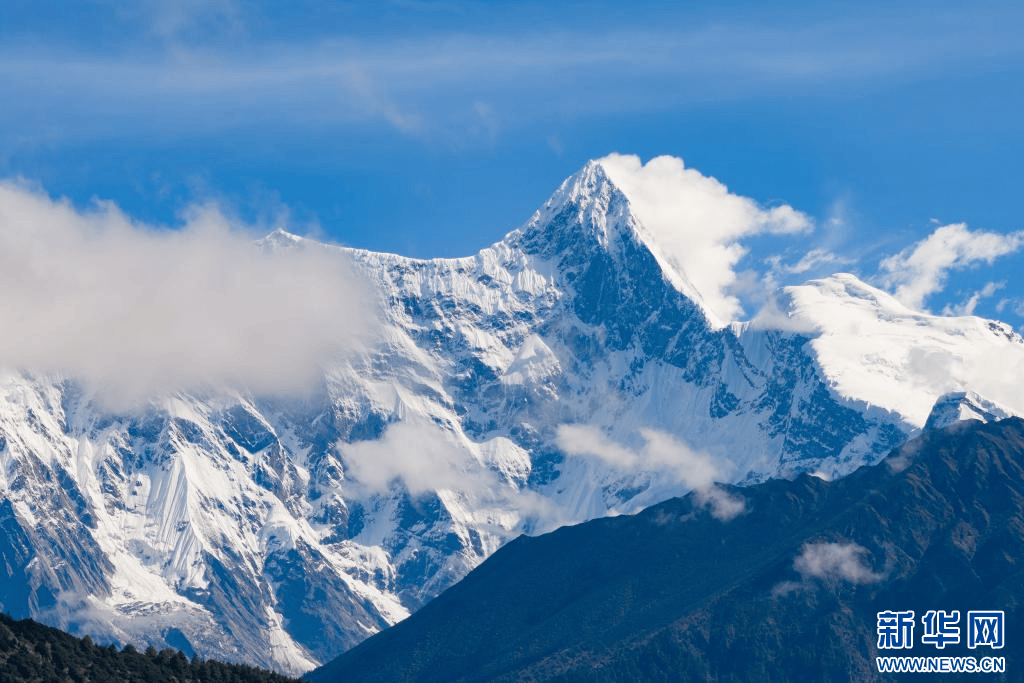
[[0, 161, 1022, 674]]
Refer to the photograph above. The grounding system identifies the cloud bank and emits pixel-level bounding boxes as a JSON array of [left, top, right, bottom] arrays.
[[0, 180, 375, 407], [599, 153, 812, 324], [879, 223, 1024, 311], [555, 424, 744, 520]]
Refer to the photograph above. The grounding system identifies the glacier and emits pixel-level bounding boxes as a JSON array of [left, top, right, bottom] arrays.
[[0, 160, 1022, 674]]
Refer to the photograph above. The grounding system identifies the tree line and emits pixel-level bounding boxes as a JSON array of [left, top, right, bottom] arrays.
[[0, 613, 301, 683]]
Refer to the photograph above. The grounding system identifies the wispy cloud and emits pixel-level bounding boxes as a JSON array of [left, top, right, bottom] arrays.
[[556, 425, 744, 520], [114, 0, 244, 41], [996, 297, 1024, 318], [879, 223, 1024, 311], [784, 248, 852, 275], [342, 418, 565, 531], [942, 280, 1006, 316], [1, 5, 1020, 144]]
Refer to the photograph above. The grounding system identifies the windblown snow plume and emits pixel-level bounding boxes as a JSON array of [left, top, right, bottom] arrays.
[[599, 153, 812, 324]]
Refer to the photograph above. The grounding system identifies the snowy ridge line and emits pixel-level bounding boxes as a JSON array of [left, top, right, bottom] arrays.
[[0, 160, 1021, 674]]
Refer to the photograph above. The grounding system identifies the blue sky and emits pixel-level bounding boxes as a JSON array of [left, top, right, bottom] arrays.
[[2, 0, 1023, 325]]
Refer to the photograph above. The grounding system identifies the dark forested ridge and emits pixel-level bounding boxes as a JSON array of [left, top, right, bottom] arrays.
[[0, 613, 299, 683], [310, 418, 1024, 682]]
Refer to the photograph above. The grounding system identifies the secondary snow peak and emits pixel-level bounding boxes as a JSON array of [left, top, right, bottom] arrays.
[[924, 391, 1012, 432], [780, 271, 1024, 427]]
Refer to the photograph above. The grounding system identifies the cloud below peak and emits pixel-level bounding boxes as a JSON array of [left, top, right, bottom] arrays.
[[0, 180, 375, 407], [793, 541, 883, 585], [555, 424, 745, 521]]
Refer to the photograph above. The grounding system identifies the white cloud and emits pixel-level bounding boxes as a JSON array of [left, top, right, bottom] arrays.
[[0, 180, 376, 408], [996, 297, 1024, 318], [546, 135, 564, 157], [942, 280, 1005, 316], [793, 541, 882, 584], [555, 424, 744, 520], [343, 420, 486, 495], [879, 223, 1024, 311], [599, 153, 812, 324], [342, 418, 565, 531], [785, 248, 851, 275]]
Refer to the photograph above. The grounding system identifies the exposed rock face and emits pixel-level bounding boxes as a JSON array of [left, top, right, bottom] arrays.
[[1, 161, 1022, 673]]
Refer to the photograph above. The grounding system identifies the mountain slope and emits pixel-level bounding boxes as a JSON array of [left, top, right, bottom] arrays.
[[0, 612, 298, 683], [776, 273, 1024, 428], [1, 160, 1023, 673], [310, 417, 1024, 682]]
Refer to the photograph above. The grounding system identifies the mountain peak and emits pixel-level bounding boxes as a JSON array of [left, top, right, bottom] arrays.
[[504, 161, 632, 263], [798, 273, 916, 314], [780, 273, 1024, 427], [510, 159, 716, 324], [522, 159, 629, 248], [924, 390, 1012, 431], [257, 227, 304, 249], [544, 159, 614, 208]]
